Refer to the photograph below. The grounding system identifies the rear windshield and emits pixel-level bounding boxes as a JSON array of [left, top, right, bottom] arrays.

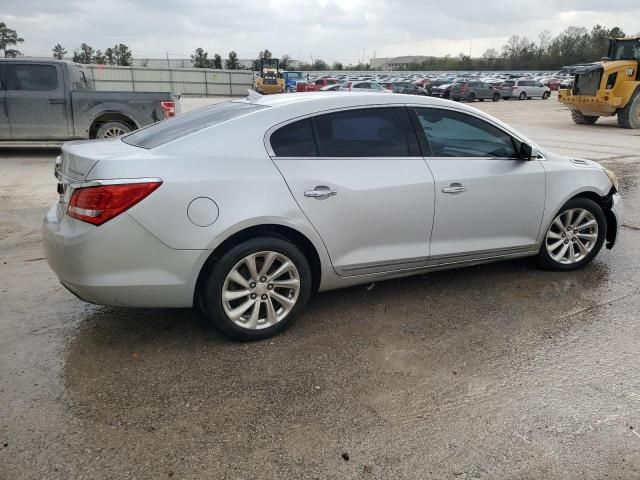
[[122, 101, 266, 149]]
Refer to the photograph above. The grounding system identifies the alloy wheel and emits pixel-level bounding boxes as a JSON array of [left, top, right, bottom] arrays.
[[222, 251, 301, 330], [545, 208, 599, 264], [102, 126, 128, 137]]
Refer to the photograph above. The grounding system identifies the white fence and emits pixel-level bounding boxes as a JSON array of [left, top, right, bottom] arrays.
[[85, 65, 254, 97]]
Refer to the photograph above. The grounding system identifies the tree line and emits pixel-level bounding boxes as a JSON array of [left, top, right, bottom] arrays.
[[0, 20, 634, 71], [396, 25, 629, 71]]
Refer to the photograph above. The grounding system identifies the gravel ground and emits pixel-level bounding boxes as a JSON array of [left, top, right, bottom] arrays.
[[1, 94, 640, 479]]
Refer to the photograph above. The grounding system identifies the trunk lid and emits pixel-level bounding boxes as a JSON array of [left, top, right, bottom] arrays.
[[54, 138, 147, 220]]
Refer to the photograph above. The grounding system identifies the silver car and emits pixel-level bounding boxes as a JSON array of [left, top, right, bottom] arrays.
[[44, 92, 623, 340]]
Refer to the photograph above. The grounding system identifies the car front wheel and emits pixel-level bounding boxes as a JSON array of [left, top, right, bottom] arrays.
[[200, 237, 312, 341], [536, 198, 606, 271]]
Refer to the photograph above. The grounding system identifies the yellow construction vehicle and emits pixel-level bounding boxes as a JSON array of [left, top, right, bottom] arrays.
[[558, 37, 640, 128], [254, 58, 285, 95]]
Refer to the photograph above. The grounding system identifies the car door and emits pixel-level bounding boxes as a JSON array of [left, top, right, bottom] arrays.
[[270, 107, 436, 276], [412, 107, 546, 259], [5, 62, 70, 139], [479, 82, 492, 99], [0, 63, 10, 139]]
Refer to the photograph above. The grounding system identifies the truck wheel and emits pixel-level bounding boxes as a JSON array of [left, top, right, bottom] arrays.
[[96, 121, 132, 139], [617, 91, 640, 129], [571, 110, 599, 125]]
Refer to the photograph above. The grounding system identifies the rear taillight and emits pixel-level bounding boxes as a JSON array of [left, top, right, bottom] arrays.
[[67, 181, 162, 226], [160, 101, 175, 118]]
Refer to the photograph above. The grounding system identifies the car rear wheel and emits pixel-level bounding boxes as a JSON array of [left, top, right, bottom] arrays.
[[467, 93, 475, 102], [95, 121, 132, 139], [542, 91, 550, 100], [493, 92, 500, 102], [571, 110, 599, 125], [199, 237, 312, 341], [536, 198, 606, 271], [519, 92, 527, 100]]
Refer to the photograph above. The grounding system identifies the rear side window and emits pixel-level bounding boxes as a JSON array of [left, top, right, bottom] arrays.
[[7, 64, 58, 91], [414, 108, 518, 158], [270, 119, 317, 157], [123, 101, 265, 149], [313, 107, 418, 157], [503, 80, 515, 87]]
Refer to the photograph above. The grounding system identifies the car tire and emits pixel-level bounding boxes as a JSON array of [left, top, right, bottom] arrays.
[[542, 91, 550, 100], [199, 237, 312, 341], [617, 90, 640, 129], [95, 121, 132, 139], [536, 197, 607, 271], [519, 92, 527, 100], [571, 110, 599, 125], [467, 93, 475, 102], [493, 93, 500, 102]]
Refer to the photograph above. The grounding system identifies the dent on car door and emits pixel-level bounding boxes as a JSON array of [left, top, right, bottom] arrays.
[[269, 107, 436, 276], [413, 107, 546, 260]]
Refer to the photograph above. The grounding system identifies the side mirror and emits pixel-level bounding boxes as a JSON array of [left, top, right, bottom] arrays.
[[519, 143, 539, 160]]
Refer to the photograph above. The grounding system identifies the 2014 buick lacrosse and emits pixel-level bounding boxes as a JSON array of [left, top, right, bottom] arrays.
[[44, 92, 623, 340]]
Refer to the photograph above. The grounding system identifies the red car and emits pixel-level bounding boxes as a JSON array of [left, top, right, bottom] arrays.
[[541, 78, 561, 91], [299, 78, 340, 92]]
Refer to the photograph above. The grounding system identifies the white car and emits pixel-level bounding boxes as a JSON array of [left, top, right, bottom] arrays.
[[501, 79, 551, 100], [43, 92, 622, 340], [339, 81, 390, 92]]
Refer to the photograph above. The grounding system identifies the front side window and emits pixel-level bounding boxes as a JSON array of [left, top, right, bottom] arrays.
[[414, 108, 519, 158], [313, 107, 417, 157], [7, 64, 58, 91], [270, 118, 317, 157]]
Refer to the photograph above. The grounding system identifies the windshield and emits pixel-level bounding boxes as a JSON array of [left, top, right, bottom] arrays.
[[122, 101, 266, 149], [611, 39, 640, 61]]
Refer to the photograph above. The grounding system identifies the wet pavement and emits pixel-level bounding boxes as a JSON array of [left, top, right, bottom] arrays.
[[2, 98, 640, 479]]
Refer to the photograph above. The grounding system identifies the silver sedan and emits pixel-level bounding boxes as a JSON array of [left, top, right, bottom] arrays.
[[43, 92, 623, 340]]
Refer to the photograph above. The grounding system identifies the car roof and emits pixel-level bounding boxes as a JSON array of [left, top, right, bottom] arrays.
[[238, 91, 486, 116]]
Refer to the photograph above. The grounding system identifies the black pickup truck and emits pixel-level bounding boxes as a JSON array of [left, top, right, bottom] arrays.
[[0, 58, 178, 142]]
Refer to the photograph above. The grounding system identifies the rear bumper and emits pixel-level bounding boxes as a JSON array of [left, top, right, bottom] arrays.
[[558, 89, 621, 116], [43, 204, 207, 308]]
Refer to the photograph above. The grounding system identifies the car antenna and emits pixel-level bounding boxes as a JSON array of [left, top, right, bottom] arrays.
[[247, 89, 263, 103]]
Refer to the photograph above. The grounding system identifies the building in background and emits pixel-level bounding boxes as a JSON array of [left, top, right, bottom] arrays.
[[370, 56, 430, 70]]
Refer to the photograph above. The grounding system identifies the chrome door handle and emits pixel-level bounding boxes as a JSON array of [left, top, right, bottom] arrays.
[[442, 183, 468, 194], [304, 186, 337, 199]]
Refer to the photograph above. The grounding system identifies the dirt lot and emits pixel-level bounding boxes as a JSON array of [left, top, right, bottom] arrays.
[[1, 94, 640, 479]]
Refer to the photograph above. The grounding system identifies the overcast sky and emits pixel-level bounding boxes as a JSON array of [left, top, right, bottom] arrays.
[[4, 0, 640, 64]]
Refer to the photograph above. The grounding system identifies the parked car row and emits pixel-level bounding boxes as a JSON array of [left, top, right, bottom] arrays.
[[292, 70, 558, 102]]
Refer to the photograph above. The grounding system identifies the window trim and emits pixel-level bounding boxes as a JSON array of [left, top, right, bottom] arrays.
[[265, 105, 424, 159], [408, 105, 537, 160]]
